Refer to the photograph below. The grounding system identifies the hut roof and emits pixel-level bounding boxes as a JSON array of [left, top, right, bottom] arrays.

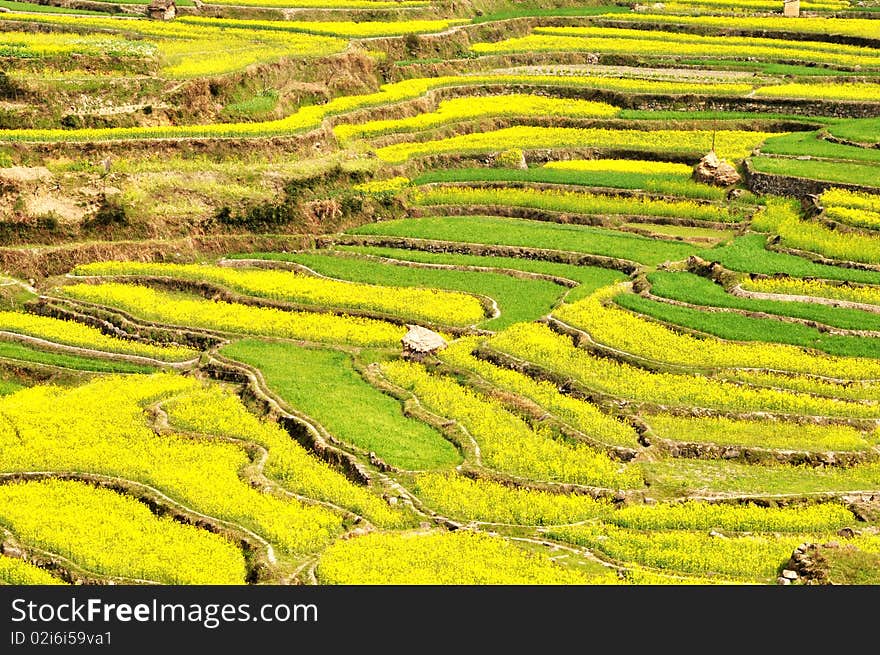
[[402, 325, 447, 353]]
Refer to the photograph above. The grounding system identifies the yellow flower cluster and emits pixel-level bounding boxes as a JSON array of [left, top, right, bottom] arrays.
[[821, 188, 880, 214], [317, 530, 614, 584], [554, 285, 880, 379], [0, 479, 247, 584], [0, 74, 751, 143], [165, 386, 408, 528], [752, 197, 880, 265], [0, 556, 64, 585], [414, 186, 740, 222], [488, 322, 880, 418], [477, 26, 880, 69], [820, 188, 880, 230], [754, 83, 880, 102], [549, 524, 811, 582], [740, 277, 880, 309], [73, 261, 485, 327], [619, 13, 880, 40], [0, 13, 346, 78], [646, 412, 877, 452], [61, 283, 405, 348], [333, 95, 619, 141], [352, 177, 411, 194], [380, 360, 644, 489], [825, 206, 880, 231], [727, 369, 880, 403], [178, 17, 464, 38], [207, 0, 427, 6], [439, 337, 640, 448], [377, 126, 774, 163], [413, 472, 612, 525], [610, 500, 854, 533], [0, 374, 343, 554], [544, 159, 694, 175], [0, 30, 155, 59], [0, 311, 196, 361], [649, 0, 848, 12]]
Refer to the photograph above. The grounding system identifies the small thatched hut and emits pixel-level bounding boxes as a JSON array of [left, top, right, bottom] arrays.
[[147, 0, 176, 21], [401, 325, 447, 361]]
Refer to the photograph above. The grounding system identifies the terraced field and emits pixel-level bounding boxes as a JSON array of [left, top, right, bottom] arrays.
[[0, 0, 878, 588]]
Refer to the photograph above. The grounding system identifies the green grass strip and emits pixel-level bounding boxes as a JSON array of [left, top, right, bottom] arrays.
[[707, 234, 880, 284], [750, 156, 880, 188], [760, 132, 880, 164], [250, 251, 566, 330], [615, 292, 880, 359], [347, 216, 703, 266], [0, 0, 108, 12], [220, 339, 460, 471], [827, 117, 880, 146], [0, 340, 155, 373], [412, 167, 726, 201], [330, 245, 627, 302], [647, 270, 880, 332]]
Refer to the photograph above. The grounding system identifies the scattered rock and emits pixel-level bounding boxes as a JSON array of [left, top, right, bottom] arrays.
[[836, 527, 855, 539], [777, 576, 791, 585], [692, 151, 741, 187], [782, 569, 798, 580], [402, 324, 447, 361]]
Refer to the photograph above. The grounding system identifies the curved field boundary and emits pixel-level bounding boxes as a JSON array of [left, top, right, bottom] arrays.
[[648, 433, 878, 467], [432, 358, 640, 461], [357, 115, 800, 150], [767, 242, 880, 273], [149, 400, 370, 527], [545, 313, 880, 388], [0, 329, 199, 369], [456, 464, 634, 502], [591, 18, 880, 50], [730, 284, 880, 315], [410, 203, 742, 232], [471, 342, 878, 428], [0, 233, 314, 280], [5, 81, 876, 148], [0, 525, 148, 586], [232, 257, 500, 324], [686, 253, 880, 297], [0, 471, 276, 583], [202, 355, 377, 483], [203, 355, 466, 536], [318, 234, 641, 274], [744, 158, 880, 200], [221, 254, 582, 289], [631, 414, 879, 467], [366, 361, 639, 499], [31, 296, 222, 351], [359, 361, 478, 465], [413, 180, 740, 208], [821, 132, 880, 151], [66, 273, 495, 335], [635, 284, 880, 338]]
